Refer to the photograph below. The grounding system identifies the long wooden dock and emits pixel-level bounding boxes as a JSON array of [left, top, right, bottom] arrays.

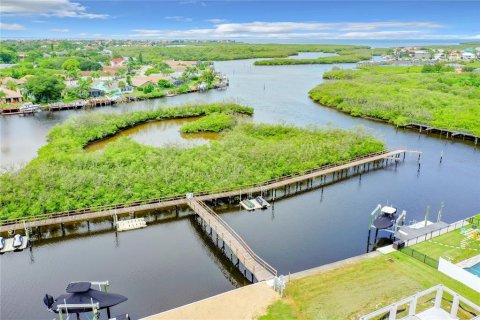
[[0, 148, 417, 233], [188, 199, 276, 282], [403, 122, 479, 144]]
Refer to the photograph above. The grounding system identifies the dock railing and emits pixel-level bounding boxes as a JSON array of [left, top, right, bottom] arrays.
[[0, 148, 409, 228], [402, 219, 470, 247], [190, 199, 277, 279]]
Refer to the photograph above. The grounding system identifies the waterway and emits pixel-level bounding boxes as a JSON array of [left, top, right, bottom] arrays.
[[1, 54, 479, 319]]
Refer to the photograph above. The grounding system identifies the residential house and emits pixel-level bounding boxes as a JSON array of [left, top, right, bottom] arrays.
[[101, 49, 113, 55], [0, 88, 23, 104], [130, 76, 169, 88], [164, 60, 197, 72], [462, 51, 476, 60], [448, 51, 461, 61], [111, 57, 126, 66]]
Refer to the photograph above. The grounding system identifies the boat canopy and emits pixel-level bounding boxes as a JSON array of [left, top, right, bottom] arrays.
[[381, 206, 397, 215]]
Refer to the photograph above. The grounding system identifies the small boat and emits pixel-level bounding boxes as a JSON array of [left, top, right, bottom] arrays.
[[240, 199, 256, 211], [12, 234, 23, 249], [0, 237, 5, 250], [373, 206, 397, 229], [255, 196, 269, 209], [19, 103, 41, 112]]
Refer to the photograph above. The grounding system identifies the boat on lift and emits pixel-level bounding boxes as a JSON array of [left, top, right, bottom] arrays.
[[373, 206, 397, 230]]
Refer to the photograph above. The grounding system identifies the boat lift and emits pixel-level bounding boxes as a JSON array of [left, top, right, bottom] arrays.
[[367, 204, 406, 250]]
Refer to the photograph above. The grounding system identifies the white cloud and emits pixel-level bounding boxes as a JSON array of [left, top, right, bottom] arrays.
[[0, 22, 25, 31], [164, 16, 192, 22], [1, 0, 108, 19], [50, 28, 70, 32], [130, 20, 455, 39], [206, 18, 227, 24]]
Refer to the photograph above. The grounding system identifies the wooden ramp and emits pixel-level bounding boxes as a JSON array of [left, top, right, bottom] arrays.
[[188, 199, 276, 282]]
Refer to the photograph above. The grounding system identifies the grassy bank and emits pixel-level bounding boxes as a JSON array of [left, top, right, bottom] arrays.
[[309, 67, 480, 136], [0, 103, 384, 219], [260, 251, 480, 320], [254, 49, 385, 66], [180, 113, 236, 133]]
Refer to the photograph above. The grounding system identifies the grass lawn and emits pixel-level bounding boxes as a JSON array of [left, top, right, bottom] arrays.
[[259, 251, 479, 320], [412, 222, 480, 263]]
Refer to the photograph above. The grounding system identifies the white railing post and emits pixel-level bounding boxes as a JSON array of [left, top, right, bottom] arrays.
[[409, 295, 418, 315], [450, 294, 460, 318], [388, 304, 397, 320], [434, 286, 443, 308]]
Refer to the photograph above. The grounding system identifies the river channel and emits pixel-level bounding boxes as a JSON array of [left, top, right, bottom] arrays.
[[1, 53, 479, 319]]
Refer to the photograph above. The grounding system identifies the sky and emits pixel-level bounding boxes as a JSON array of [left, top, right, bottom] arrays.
[[0, 0, 479, 41]]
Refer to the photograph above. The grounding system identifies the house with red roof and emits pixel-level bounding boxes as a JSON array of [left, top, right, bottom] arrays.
[[111, 57, 126, 66]]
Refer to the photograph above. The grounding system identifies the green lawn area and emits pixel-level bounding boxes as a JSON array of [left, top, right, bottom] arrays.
[[412, 222, 480, 263], [259, 251, 479, 320]]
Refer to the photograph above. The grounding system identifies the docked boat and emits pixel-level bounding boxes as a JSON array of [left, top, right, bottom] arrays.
[[255, 196, 269, 209], [240, 199, 256, 211], [12, 234, 23, 249], [19, 103, 41, 112], [373, 206, 397, 229]]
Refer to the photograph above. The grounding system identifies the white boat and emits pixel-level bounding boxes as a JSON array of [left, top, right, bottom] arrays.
[[19, 103, 41, 112]]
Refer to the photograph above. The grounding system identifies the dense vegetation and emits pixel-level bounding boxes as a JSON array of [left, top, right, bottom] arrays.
[[110, 43, 369, 62], [254, 49, 381, 66], [309, 66, 480, 135], [180, 113, 237, 133], [0, 103, 384, 219]]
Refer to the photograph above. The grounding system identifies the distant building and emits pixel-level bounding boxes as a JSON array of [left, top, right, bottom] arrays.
[[0, 88, 23, 104], [101, 49, 112, 55], [462, 52, 476, 60], [413, 50, 430, 59]]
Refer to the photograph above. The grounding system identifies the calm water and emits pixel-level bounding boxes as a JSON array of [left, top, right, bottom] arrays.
[[85, 117, 219, 152], [1, 56, 480, 319]]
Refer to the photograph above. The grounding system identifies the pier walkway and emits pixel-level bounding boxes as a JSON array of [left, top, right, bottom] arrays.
[[188, 199, 276, 282], [0, 148, 416, 233]]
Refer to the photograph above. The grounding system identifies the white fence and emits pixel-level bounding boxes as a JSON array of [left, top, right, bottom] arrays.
[[439, 257, 480, 292]]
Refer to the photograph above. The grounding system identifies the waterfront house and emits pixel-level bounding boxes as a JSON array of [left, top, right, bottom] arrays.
[[0, 88, 23, 104], [130, 76, 169, 88]]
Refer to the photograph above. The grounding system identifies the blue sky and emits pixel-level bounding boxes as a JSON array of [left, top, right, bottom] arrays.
[[1, 1, 479, 41]]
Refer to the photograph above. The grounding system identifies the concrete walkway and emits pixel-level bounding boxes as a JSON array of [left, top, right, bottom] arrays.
[[142, 282, 279, 320]]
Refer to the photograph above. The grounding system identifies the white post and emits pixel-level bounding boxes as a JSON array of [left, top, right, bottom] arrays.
[[409, 295, 418, 315], [434, 286, 443, 308], [388, 304, 397, 320], [450, 294, 460, 318]]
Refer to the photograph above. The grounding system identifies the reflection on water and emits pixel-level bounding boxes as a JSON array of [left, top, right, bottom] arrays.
[[85, 117, 220, 152]]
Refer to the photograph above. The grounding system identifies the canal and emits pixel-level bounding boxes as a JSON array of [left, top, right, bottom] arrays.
[[1, 55, 479, 319]]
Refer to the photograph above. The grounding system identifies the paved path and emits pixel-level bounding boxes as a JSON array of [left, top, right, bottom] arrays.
[[142, 282, 279, 320]]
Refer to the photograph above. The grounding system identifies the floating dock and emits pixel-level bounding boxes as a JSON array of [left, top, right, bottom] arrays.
[[0, 237, 29, 253], [116, 218, 147, 232]]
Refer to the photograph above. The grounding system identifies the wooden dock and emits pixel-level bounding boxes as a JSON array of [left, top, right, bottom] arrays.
[[188, 199, 276, 282], [403, 122, 479, 144], [0, 148, 416, 234]]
